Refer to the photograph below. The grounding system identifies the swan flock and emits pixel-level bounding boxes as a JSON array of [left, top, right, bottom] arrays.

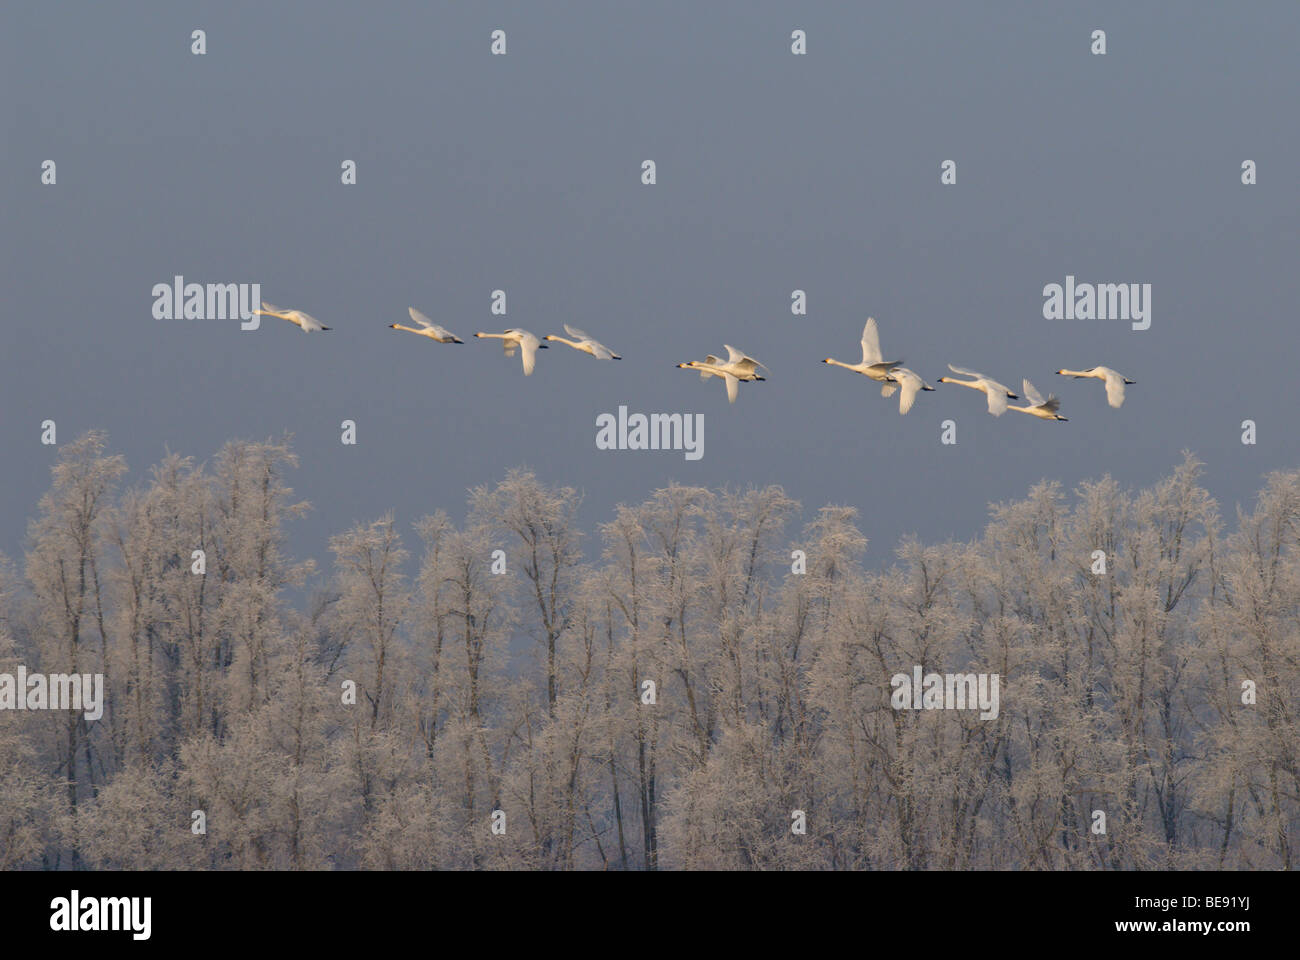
[[258, 302, 1134, 417]]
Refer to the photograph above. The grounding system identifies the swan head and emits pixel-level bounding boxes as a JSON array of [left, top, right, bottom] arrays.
[[543, 335, 557, 341], [822, 358, 833, 363]]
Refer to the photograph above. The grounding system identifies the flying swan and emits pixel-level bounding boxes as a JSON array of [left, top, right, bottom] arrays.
[[1055, 366, 1134, 408], [475, 328, 549, 375], [544, 324, 621, 359], [253, 302, 330, 332], [678, 346, 767, 403], [390, 307, 464, 343], [1008, 379, 1068, 421], [822, 318, 903, 394], [886, 367, 936, 415], [937, 364, 1018, 416]]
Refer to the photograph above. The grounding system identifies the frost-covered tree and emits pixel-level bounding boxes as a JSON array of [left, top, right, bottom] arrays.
[[6, 432, 1297, 871]]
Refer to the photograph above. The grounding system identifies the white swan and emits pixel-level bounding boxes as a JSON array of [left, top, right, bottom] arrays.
[[253, 301, 330, 332], [886, 367, 935, 415], [1055, 366, 1134, 408], [936, 364, 1018, 416], [475, 328, 548, 375], [677, 347, 766, 403], [822, 318, 902, 390], [390, 307, 464, 343], [544, 324, 621, 359], [1008, 379, 1068, 421]]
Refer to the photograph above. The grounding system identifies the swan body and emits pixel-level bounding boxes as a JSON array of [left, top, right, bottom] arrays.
[[254, 301, 330, 332], [475, 328, 548, 375], [1055, 366, 1134, 408], [1009, 379, 1068, 421], [886, 366, 935, 415], [544, 324, 621, 359], [936, 364, 1018, 416], [390, 307, 464, 343], [822, 318, 902, 383]]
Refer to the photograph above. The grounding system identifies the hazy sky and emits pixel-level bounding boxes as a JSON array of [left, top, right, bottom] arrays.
[[3, 1, 1298, 573]]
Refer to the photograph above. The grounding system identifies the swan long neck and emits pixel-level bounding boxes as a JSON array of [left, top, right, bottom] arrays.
[[825, 358, 855, 370]]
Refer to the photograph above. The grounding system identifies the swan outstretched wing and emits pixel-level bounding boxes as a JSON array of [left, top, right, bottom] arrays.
[[1023, 379, 1046, 407], [861, 318, 883, 365], [896, 370, 924, 415], [724, 372, 739, 403], [986, 386, 1009, 416], [723, 345, 767, 372], [948, 363, 984, 379], [408, 307, 436, 329], [1102, 370, 1126, 408], [519, 333, 539, 375]]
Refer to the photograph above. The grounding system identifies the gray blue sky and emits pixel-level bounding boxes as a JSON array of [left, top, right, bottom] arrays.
[[3, 1, 1297, 571]]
